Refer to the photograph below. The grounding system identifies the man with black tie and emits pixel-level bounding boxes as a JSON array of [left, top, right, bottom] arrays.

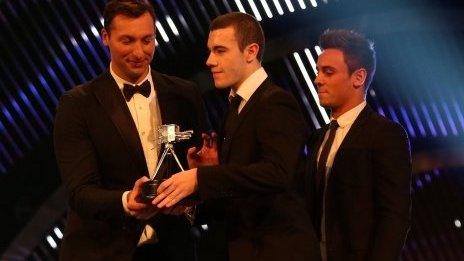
[[152, 12, 320, 261], [300, 29, 411, 261], [53, 0, 208, 260]]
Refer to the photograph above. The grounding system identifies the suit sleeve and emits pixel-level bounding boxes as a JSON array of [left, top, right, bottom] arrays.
[[295, 130, 319, 217], [54, 92, 126, 223], [371, 122, 412, 260], [197, 91, 306, 199]]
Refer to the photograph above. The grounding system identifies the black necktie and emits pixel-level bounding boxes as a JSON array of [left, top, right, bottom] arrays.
[[220, 95, 242, 159], [224, 95, 242, 132], [314, 120, 339, 237], [122, 80, 151, 101]]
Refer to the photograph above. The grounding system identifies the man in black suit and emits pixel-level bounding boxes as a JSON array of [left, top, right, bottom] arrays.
[[152, 12, 320, 261], [53, 1, 209, 260], [300, 29, 411, 261]]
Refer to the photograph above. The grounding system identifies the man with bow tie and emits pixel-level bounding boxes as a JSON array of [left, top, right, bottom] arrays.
[[53, 1, 209, 260]]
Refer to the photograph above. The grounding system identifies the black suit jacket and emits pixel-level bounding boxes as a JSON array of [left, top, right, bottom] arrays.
[[300, 105, 411, 261], [54, 69, 209, 261], [196, 79, 320, 261]]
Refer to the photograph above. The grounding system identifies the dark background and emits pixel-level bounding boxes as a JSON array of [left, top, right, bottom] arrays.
[[1, 0, 463, 259]]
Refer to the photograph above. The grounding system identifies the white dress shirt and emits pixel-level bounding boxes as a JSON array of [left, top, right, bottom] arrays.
[[229, 67, 268, 113], [110, 63, 162, 245], [319, 101, 366, 261]]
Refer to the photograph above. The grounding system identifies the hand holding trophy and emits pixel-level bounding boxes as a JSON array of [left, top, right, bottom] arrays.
[[140, 124, 193, 202]]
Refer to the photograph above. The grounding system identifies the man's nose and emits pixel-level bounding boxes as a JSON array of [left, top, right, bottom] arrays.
[[206, 53, 216, 67], [314, 75, 322, 87], [132, 43, 144, 58]]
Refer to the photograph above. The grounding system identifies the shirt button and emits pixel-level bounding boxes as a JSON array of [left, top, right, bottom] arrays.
[[141, 131, 146, 135], [139, 106, 142, 110]]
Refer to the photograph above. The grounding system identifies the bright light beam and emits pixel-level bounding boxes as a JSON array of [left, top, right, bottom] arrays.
[[297, 0, 306, 9], [46, 236, 57, 249], [156, 21, 170, 42], [310, 0, 318, 8], [293, 52, 329, 123], [284, 0, 295, 12], [166, 16, 179, 36], [272, 0, 284, 15], [260, 0, 273, 18], [304, 48, 317, 75], [248, 0, 263, 21], [234, 0, 246, 13], [54, 227, 63, 239]]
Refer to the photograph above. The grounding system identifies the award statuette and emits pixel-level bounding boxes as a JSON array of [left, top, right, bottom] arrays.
[[140, 124, 193, 202]]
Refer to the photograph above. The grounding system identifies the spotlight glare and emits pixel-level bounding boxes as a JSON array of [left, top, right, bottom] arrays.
[[90, 25, 99, 38], [54, 227, 63, 239], [310, 0, 318, 7], [70, 37, 78, 48], [454, 219, 462, 228], [156, 21, 170, 43], [272, 0, 284, 15], [248, 0, 263, 21], [293, 52, 329, 123], [284, 0, 295, 12], [260, 0, 273, 18], [315, 45, 322, 55], [46, 236, 57, 249], [234, 0, 246, 13], [297, 0, 306, 9], [411, 104, 427, 137], [166, 16, 179, 36], [304, 48, 317, 75], [80, 32, 89, 42]]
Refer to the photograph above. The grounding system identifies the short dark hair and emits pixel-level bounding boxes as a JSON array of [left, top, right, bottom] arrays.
[[103, 0, 156, 32], [319, 29, 376, 89], [210, 12, 265, 61]]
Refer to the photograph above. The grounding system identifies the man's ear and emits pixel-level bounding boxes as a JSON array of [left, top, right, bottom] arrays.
[[351, 68, 367, 89], [101, 28, 109, 46], [244, 43, 259, 63]]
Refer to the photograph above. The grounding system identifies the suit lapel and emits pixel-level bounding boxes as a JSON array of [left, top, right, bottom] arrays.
[[152, 70, 190, 173], [152, 70, 182, 125], [152, 70, 169, 124], [330, 105, 372, 178], [93, 70, 148, 175], [311, 126, 329, 173], [220, 79, 271, 162]]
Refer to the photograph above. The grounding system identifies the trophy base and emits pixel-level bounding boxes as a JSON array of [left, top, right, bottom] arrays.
[[140, 179, 161, 202]]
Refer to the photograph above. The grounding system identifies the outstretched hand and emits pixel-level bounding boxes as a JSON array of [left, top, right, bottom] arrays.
[[188, 132, 219, 168]]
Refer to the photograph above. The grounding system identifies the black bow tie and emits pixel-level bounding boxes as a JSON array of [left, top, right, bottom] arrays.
[[122, 80, 151, 101]]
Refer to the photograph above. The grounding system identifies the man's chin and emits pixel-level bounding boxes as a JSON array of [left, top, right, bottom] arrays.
[[127, 68, 149, 81], [318, 100, 331, 108], [213, 82, 229, 89]]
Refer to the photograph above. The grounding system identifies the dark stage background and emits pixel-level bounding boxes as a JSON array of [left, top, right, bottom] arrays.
[[1, 0, 463, 260]]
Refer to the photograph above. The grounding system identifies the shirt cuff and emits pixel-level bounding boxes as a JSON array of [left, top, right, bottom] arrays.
[[122, 190, 135, 216]]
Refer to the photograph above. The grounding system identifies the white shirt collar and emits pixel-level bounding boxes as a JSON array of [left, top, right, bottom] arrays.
[[332, 101, 367, 128], [110, 63, 153, 91], [229, 67, 268, 101]]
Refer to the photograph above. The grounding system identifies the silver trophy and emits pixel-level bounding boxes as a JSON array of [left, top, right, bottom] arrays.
[[140, 124, 193, 201]]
